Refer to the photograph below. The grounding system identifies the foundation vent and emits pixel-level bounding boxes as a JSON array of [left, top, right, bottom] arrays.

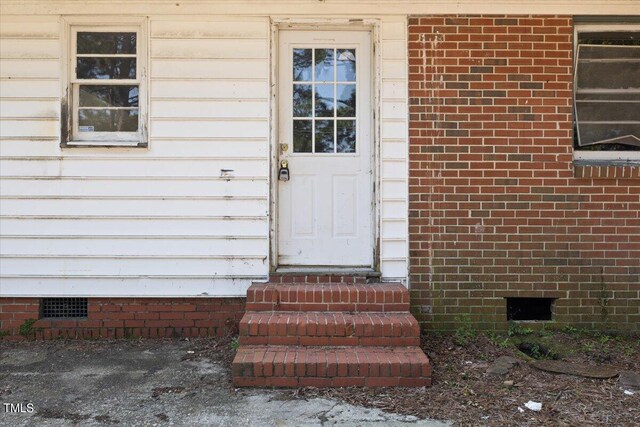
[[506, 297, 554, 321], [41, 298, 88, 318]]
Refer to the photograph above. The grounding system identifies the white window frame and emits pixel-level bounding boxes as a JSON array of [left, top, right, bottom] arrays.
[[62, 16, 148, 147], [573, 23, 640, 163]]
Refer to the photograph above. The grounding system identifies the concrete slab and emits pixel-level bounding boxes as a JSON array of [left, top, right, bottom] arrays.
[[0, 339, 449, 426]]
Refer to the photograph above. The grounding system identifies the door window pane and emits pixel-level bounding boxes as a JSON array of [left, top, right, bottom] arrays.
[[314, 49, 335, 81], [337, 49, 356, 81], [293, 84, 312, 117], [293, 120, 312, 152], [337, 120, 356, 153], [293, 49, 312, 81], [315, 120, 335, 153], [336, 84, 356, 117], [314, 84, 334, 117]]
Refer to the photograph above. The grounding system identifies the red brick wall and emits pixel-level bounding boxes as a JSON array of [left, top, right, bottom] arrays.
[[0, 297, 245, 339], [408, 15, 640, 331]]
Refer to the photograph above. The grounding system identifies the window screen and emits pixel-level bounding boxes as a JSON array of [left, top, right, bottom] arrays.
[[574, 34, 640, 149]]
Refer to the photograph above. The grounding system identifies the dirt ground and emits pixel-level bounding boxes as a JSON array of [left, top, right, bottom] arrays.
[[291, 328, 640, 426], [1, 328, 638, 426]]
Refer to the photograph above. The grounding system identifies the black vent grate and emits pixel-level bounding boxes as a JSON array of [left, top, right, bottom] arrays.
[[506, 297, 554, 321], [41, 298, 88, 318]]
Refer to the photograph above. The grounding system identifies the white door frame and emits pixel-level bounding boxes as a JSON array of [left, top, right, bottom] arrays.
[[268, 19, 381, 272]]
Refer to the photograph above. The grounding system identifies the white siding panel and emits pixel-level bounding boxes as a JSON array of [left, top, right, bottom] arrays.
[[0, 139, 268, 158], [151, 119, 268, 139], [0, 257, 267, 277], [381, 120, 407, 140], [0, 178, 268, 198], [381, 141, 406, 159], [381, 160, 407, 180], [148, 140, 269, 157], [381, 81, 405, 99], [381, 180, 407, 199], [151, 19, 268, 39], [151, 80, 268, 99], [379, 260, 407, 280], [381, 21, 405, 41], [0, 158, 269, 178], [381, 220, 408, 239], [2, 237, 268, 257], [0, 100, 59, 118], [382, 41, 406, 60], [0, 80, 60, 98], [381, 60, 406, 79], [0, 59, 60, 78], [381, 240, 407, 259], [152, 99, 268, 119], [151, 39, 267, 59], [0, 277, 255, 298], [381, 101, 407, 120], [0, 39, 59, 59], [1, 218, 268, 237], [1, 198, 268, 217], [0, 119, 59, 138], [0, 21, 60, 39], [382, 200, 407, 220], [152, 59, 268, 79]]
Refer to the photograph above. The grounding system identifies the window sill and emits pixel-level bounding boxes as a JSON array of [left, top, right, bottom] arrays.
[[573, 160, 640, 180], [61, 140, 148, 148]]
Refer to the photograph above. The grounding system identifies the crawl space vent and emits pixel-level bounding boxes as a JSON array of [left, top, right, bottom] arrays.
[[506, 297, 554, 321], [41, 298, 88, 318]]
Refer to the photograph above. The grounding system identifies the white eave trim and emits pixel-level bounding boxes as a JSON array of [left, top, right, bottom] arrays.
[[1, 1, 639, 16]]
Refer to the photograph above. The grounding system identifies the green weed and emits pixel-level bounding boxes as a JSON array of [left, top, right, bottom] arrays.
[[229, 337, 240, 351], [18, 318, 40, 337], [453, 313, 476, 346], [487, 332, 511, 348], [508, 322, 534, 337]]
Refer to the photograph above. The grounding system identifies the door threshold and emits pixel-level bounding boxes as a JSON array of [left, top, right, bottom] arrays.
[[275, 266, 380, 276]]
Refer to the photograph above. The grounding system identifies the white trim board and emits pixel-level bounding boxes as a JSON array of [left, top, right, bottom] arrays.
[[1, 1, 639, 16]]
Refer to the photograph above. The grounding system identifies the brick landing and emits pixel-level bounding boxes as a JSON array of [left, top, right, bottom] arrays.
[[232, 278, 431, 388]]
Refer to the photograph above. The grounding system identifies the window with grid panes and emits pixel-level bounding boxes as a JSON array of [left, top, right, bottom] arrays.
[[67, 26, 146, 146]]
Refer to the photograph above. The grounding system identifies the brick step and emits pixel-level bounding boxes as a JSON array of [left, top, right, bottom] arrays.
[[245, 283, 409, 312], [239, 312, 420, 346], [232, 346, 431, 388]]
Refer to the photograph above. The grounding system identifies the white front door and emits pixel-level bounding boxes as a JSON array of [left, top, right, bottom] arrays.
[[277, 30, 374, 267]]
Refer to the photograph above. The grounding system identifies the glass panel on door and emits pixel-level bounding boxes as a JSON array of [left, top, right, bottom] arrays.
[[292, 48, 357, 153]]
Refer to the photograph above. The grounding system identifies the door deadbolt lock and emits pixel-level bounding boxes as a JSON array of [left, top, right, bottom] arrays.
[[278, 159, 290, 181]]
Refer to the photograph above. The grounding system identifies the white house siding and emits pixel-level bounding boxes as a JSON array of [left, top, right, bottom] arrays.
[[379, 19, 409, 281], [1, 14, 271, 296]]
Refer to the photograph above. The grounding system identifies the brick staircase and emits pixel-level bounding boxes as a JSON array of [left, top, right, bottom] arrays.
[[232, 275, 431, 387]]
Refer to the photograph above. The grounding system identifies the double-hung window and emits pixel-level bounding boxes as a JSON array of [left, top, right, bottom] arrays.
[[573, 22, 639, 162], [64, 20, 147, 147]]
